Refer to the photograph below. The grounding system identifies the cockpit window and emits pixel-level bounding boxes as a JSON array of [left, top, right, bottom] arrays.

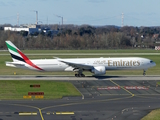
[[150, 61, 153, 63]]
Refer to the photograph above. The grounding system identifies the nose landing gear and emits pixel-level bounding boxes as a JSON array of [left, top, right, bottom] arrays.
[[143, 70, 146, 76]]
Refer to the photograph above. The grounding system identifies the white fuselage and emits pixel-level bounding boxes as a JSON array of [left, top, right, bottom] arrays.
[[7, 57, 156, 72]]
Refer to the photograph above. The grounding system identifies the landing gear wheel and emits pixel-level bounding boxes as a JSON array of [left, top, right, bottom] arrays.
[[75, 74, 78, 77], [143, 70, 146, 76], [81, 74, 85, 77], [75, 73, 85, 77]]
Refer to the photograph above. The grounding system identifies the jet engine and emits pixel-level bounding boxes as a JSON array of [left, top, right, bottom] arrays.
[[91, 66, 106, 75]]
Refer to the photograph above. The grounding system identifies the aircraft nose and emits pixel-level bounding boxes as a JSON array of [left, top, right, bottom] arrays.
[[149, 60, 156, 67], [153, 62, 156, 67], [151, 62, 156, 67]]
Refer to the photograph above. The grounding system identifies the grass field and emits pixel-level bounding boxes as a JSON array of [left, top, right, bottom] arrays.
[[157, 82, 160, 85], [1, 49, 160, 54], [0, 49, 160, 75], [141, 109, 160, 120], [0, 80, 81, 99]]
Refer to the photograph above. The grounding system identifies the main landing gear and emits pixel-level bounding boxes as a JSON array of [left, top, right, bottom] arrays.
[[74, 70, 85, 77], [75, 73, 85, 77], [143, 70, 146, 76]]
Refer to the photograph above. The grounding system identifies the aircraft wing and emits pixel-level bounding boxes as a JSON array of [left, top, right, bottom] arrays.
[[56, 59, 94, 70]]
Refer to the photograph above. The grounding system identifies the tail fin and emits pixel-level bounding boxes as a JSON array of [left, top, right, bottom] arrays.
[[6, 41, 27, 62], [5, 40, 43, 70]]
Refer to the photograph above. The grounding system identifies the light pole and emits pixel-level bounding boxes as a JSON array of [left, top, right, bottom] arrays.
[[32, 10, 38, 25], [55, 15, 63, 25], [54, 14, 63, 28]]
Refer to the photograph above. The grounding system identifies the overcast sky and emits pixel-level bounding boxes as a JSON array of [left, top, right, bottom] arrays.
[[0, 0, 159, 26]]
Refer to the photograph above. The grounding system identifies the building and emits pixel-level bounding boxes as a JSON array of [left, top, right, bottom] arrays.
[[42, 28, 58, 35], [4, 24, 41, 34]]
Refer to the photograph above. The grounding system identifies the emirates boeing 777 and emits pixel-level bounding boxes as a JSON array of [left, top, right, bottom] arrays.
[[5, 41, 156, 77]]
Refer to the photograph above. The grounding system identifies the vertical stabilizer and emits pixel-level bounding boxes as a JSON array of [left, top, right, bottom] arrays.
[[6, 41, 26, 62], [5, 40, 43, 70]]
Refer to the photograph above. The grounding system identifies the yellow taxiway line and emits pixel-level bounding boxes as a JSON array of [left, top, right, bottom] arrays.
[[56, 112, 74, 115], [19, 112, 37, 116], [110, 79, 135, 97]]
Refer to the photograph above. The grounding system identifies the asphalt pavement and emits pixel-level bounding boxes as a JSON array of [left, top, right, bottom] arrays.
[[0, 77, 160, 120]]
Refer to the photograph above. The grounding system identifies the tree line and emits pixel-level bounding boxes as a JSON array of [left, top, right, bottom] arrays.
[[0, 24, 160, 50]]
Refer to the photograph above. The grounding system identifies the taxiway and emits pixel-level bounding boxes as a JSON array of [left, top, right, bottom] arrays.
[[0, 75, 160, 80], [0, 77, 160, 120]]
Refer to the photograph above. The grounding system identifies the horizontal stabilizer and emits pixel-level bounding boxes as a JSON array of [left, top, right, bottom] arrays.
[[6, 61, 25, 67]]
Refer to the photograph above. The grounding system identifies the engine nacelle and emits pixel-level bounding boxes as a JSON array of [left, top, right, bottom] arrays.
[[91, 66, 106, 75]]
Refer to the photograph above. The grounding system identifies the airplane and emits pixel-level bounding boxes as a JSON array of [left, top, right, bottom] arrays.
[[5, 40, 156, 77]]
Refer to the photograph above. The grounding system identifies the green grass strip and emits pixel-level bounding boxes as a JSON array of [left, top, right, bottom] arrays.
[[0, 80, 81, 100], [141, 109, 160, 120], [157, 82, 160, 85]]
